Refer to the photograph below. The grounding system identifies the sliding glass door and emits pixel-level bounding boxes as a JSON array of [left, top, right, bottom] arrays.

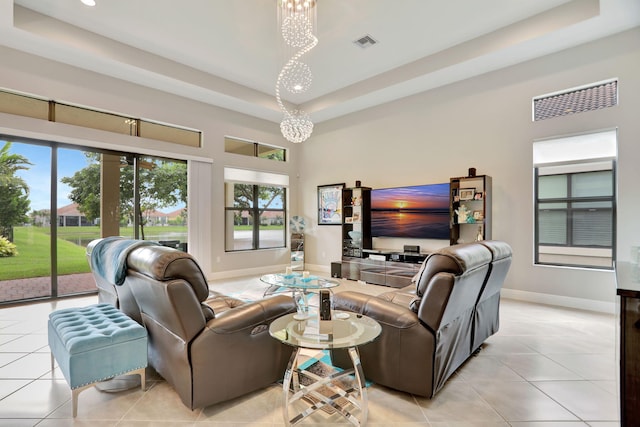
[[0, 138, 188, 303], [0, 141, 53, 301], [115, 154, 188, 246], [56, 148, 103, 297], [133, 155, 188, 249]]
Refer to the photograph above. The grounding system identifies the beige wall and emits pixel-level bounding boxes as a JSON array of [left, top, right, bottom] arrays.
[[0, 27, 638, 311], [303, 28, 640, 311]]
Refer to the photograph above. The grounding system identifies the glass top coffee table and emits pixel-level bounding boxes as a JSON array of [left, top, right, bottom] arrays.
[[260, 273, 340, 318], [269, 311, 381, 426]]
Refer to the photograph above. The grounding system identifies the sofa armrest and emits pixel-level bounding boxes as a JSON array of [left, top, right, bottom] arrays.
[[205, 295, 296, 334], [333, 291, 420, 329], [378, 288, 420, 311]]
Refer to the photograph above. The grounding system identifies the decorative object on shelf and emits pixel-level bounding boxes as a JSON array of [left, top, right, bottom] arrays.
[[468, 167, 477, 177], [290, 217, 305, 270], [276, 0, 318, 143], [289, 215, 306, 233], [459, 188, 475, 200], [474, 192, 483, 200], [348, 230, 362, 245], [473, 211, 483, 220], [317, 183, 344, 225], [455, 205, 470, 223], [476, 226, 484, 241]]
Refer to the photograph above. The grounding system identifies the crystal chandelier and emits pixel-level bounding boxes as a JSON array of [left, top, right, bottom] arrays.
[[276, 0, 318, 143]]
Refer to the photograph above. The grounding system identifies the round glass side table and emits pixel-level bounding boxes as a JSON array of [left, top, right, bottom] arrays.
[[269, 311, 381, 426]]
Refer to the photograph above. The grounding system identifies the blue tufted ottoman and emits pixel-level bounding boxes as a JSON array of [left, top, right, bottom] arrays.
[[48, 303, 147, 417]]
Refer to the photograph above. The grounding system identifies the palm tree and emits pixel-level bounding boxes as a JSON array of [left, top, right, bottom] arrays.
[[0, 142, 32, 239]]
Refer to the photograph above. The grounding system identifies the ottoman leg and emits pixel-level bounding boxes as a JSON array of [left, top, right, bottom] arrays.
[[71, 365, 147, 418], [132, 367, 146, 391], [71, 383, 94, 418]]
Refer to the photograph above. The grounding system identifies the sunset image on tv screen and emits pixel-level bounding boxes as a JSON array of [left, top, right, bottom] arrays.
[[371, 183, 450, 239]]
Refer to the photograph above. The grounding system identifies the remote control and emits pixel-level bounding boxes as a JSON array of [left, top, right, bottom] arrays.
[[319, 290, 331, 321]]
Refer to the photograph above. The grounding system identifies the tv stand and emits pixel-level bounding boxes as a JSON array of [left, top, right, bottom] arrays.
[[357, 250, 428, 288]]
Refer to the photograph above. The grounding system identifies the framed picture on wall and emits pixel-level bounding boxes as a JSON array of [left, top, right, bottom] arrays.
[[318, 183, 345, 225]]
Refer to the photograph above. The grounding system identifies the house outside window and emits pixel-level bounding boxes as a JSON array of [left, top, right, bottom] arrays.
[[533, 130, 617, 269]]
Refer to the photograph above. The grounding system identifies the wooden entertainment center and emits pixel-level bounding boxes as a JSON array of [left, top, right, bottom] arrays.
[[340, 174, 492, 287]]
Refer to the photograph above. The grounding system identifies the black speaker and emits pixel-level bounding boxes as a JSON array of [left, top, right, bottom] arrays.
[[331, 262, 341, 278], [319, 290, 332, 321]]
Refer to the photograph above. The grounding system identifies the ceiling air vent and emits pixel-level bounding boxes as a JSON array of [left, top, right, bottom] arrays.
[[354, 34, 378, 49]]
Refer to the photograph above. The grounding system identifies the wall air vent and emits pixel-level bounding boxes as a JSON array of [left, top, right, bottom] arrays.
[[533, 79, 618, 121], [353, 34, 378, 49]]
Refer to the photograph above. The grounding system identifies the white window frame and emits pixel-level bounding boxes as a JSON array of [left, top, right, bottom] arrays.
[[533, 129, 617, 270], [223, 167, 289, 252]]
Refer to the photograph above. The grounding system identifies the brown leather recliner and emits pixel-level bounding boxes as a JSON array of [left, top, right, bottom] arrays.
[[332, 241, 512, 398], [472, 240, 513, 353], [122, 245, 297, 409]]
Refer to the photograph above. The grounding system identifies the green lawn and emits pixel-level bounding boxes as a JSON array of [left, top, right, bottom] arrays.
[[0, 226, 89, 280], [0, 225, 188, 281]]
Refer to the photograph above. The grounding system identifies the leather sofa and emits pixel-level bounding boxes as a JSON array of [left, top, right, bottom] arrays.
[[471, 241, 513, 353], [332, 240, 512, 398], [88, 239, 297, 409]]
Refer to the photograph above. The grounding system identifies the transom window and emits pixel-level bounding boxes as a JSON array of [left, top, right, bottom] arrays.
[[224, 136, 286, 162]]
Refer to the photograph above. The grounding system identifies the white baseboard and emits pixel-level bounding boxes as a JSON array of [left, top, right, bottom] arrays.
[[207, 264, 289, 281], [501, 288, 616, 314], [207, 263, 331, 281], [208, 266, 616, 314], [303, 263, 331, 274]]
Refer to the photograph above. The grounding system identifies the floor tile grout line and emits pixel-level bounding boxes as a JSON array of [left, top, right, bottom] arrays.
[[528, 379, 586, 423], [0, 377, 37, 403]]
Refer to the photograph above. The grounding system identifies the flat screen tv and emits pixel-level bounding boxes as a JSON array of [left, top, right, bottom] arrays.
[[371, 183, 450, 240]]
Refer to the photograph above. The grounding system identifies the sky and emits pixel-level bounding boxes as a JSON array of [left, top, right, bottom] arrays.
[[371, 183, 450, 210], [4, 141, 184, 214], [7, 142, 88, 211]]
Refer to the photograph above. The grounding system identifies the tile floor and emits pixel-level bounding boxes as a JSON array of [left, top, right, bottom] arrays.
[[0, 274, 620, 426]]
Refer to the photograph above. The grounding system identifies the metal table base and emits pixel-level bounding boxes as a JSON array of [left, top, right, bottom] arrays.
[[282, 347, 368, 426]]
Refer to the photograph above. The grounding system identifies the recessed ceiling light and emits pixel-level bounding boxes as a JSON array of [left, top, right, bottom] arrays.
[[81, 0, 96, 6]]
